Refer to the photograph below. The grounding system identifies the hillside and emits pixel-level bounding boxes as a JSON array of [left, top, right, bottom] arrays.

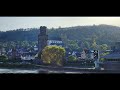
[[0, 24, 120, 46]]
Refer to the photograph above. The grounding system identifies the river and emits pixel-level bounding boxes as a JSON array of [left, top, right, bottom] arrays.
[[0, 67, 98, 74], [0, 68, 39, 73]]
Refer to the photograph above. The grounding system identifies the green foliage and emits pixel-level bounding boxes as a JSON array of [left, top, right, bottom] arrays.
[[68, 55, 77, 62], [0, 24, 119, 45], [1, 24, 120, 50], [83, 41, 90, 49], [91, 38, 97, 49], [100, 58, 105, 61], [0, 41, 38, 51], [99, 44, 108, 51], [100, 52, 109, 61], [68, 40, 80, 51], [40, 46, 66, 66], [0, 55, 8, 61], [101, 52, 109, 56], [60, 34, 68, 47]]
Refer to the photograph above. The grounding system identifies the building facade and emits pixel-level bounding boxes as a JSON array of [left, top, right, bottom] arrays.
[[38, 26, 48, 53], [47, 40, 63, 47], [102, 42, 120, 70]]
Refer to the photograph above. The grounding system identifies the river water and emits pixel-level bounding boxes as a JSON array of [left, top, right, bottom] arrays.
[[0, 68, 39, 74], [0, 67, 96, 74]]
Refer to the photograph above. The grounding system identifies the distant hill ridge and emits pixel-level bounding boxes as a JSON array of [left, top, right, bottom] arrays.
[[0, 24, 120, 45]]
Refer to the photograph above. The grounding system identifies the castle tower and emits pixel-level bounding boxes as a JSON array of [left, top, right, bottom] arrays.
[[12, 47, 17, 60], [38, 26, 48, 53]]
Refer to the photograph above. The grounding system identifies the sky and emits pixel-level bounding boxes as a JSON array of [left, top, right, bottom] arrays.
[[0, 17, 120, 31]]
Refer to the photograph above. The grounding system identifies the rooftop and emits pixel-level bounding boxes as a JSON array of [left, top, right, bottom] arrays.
[[102, 52, 120, 59]]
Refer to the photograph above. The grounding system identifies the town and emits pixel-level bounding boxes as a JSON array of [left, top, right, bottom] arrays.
[[0, 25, 120, 73]]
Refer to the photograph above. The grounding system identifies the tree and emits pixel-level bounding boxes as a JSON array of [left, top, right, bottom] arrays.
[[68, 40, 80, 51], [61, 34, 68, 48], [22, 41, 30, 48], [40, 46, 66, 66], [0, 55, 8, 61], [0, 43, 3, 55], [99, 44, 108, 51], [68, 55, 77, 62], [100, 52, 109, 61], [9, 41, 16, 49], [91, 38, 97, 50], [83, 41, 90, 49]]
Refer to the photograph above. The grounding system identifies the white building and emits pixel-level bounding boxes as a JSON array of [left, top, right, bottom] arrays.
[[21, 55, 35, 60], [20, 52, 36, 60], [80, 50, 86, 59], [72, 51, 77, 56], [0, 48, 6, 55], [34, 45, 38, 51], [47, 40, 63, 47]]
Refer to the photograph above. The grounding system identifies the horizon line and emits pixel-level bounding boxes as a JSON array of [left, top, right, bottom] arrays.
[[1, 24, 120, 32]]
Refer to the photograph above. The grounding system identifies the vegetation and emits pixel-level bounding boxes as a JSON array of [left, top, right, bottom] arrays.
[[100, 52, 110, 61], [101, 52, 110, 57], [40, 46, 66, 66], [0, 24, 119, 53], [68, 55, 77, 62], [99, 44, 108, 51], [0, 55, 8, 61], [0, 24, 119, 52], [68, 40, 81, 51]]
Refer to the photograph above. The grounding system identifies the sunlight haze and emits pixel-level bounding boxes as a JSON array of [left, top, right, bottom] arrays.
[[0, 17, 120, 31]]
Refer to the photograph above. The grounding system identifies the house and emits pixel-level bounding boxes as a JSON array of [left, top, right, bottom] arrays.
[[34, 45, 38, 51], [7, 48, 21, 60], [80, 50, 86, 59], [65, 48, 72, 57], [21, 52, 36, 61], [0, 48, 6, 55], [72, 51, 76, 56], [102, 52, 120, 61], [87, 50, 94, 59], [6, 46, 38, 61], [102, 52, 120, 70], [47, 40, 64, 47], [101, 42, 120, 70], [102, 42, 120, 61], [84, 49, 95, 59], [76, 52, 81, 58]]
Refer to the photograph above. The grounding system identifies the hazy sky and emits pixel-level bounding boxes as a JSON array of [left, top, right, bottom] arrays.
[[0, 17, 120, 31]]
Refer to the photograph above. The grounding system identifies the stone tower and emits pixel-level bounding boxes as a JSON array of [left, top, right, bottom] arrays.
[[12, 47, 17, 60], [38, 26, 48, 53]]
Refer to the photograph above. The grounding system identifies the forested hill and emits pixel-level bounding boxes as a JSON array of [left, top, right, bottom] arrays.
[[0, 24, 120, 45]]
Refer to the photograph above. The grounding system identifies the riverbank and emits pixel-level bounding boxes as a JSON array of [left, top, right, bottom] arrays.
[[0, 68, 39, 73], [0, 62, 41, 69], [0, 63, 119, 73]]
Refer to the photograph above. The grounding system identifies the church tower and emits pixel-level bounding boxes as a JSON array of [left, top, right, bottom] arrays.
[[12, 47, 17, 60], [38, 26, 48, 53]]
